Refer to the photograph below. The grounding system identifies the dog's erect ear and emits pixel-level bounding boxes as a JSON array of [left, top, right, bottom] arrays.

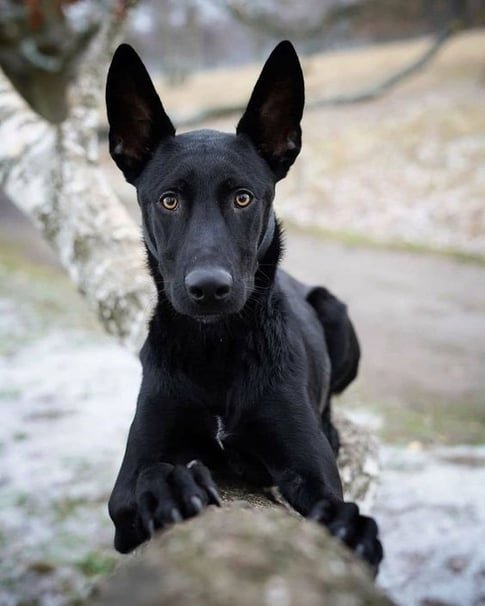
[[106, 44, 175, 183], [236, 41, 304, 181]]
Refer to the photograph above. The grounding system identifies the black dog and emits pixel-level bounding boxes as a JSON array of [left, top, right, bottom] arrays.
[[106, 41, 382, 571]]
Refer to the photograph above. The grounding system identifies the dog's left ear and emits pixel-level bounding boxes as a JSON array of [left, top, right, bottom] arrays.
[[237, 40, 304, 181]]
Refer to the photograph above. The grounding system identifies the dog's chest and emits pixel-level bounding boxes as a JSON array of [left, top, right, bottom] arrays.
[[184, 336, 263, 408], [172, 325, 276, 441]]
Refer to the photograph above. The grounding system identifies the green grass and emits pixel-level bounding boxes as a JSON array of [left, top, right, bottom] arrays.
[[342, 387, 485, 446], [52, 496, 91, 522], [0, 239, 62, 279], [75, 552, 117, 578], [0, 241, 100, 340], [12, 431, 29, 442], [284, 220, 485, 266], [0, 388, 22, 400]]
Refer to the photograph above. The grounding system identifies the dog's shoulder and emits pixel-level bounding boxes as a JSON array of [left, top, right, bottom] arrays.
[[274, 268, 329, 362], [274, 268, 321, 333]]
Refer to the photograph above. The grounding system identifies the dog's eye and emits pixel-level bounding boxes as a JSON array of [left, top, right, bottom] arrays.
[[234, 190, 254, 208], [160, 192, 179, 211]]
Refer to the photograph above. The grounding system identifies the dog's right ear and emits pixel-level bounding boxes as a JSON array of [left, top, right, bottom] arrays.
[[106, 44, 175, 184]]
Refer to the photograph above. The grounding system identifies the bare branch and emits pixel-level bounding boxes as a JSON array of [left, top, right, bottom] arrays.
[[93, 507, 393, 606], [177, 26, 453, 128], [309, 25, 453, 108], [214, 0, 360, 40]]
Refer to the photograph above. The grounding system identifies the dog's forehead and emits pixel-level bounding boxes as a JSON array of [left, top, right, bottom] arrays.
[[172, 129, 247, 154], [174, 129, 239, 149], [152, 129, 267, 176]]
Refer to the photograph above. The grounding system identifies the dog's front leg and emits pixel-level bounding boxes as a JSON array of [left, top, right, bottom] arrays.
[[109, 384, 221, 553], [242, 392, 383, 572]]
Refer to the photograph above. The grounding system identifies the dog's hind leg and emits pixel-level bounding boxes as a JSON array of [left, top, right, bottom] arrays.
[[307, 286, 361, 455]]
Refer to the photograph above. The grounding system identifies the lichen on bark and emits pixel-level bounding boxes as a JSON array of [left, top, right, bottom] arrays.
[[90, 412, 387, 606], [92, 507, 393, 606]]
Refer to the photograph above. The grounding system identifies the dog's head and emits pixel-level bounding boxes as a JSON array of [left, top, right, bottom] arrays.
[[106, 41, 304, 322]]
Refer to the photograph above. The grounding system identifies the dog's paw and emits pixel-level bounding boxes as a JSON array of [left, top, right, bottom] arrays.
[[308, 500, 383, 574], [135, 460, 221, 537]]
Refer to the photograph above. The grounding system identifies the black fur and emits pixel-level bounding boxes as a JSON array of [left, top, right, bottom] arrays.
[[106, 41, 383, 572]]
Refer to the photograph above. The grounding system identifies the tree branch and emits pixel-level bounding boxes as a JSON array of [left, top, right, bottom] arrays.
[[91, 408, 385, 603], [92, 506, 393, 606], [177, 26, 453, 128], [0, 0, 153, 351], [309, 24, 453, 108], [215, 0, 360, 40]]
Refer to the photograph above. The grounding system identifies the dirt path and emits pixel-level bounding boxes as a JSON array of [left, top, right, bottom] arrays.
[[283, 229, 485, 444]]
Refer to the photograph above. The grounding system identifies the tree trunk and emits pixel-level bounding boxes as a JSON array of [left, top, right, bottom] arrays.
[[0, 11, 154, 351], [92, 506, 393, 606]]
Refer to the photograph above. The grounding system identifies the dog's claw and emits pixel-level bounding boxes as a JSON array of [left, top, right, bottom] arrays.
[[171, 507, 183, 523], [126, 461, 221, 552], [207, 486, 222, 507], [354, 543, 365, 558], [330, 524, 349, 541], [308, 500, 333, 522], [308, 510, 320, 522], [190, 495, 203, 513], [308, 499, 383, 571], [147, 519, 155, 538]]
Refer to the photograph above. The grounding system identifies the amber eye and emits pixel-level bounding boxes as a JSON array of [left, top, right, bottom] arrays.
[[160, 192, 179, 211], [234, 190, 254, 208]]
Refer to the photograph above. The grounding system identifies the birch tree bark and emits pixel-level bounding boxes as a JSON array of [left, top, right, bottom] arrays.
[[0, 2, 154, 351], [93, 507, 394, 606]]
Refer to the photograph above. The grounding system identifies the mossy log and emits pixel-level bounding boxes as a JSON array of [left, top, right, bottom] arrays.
[[92, 507, 392, 606], [92, 414, 392, 606]]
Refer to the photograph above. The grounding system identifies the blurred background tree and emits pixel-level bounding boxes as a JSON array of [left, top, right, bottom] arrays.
[[1, 0, 483, 121], [0, 0, 133, 121], [126, 0, 484, 74], [0, 0, 153, 349]]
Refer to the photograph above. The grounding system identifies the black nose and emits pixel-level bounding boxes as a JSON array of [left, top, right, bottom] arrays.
[[185, 268, 233, 305]]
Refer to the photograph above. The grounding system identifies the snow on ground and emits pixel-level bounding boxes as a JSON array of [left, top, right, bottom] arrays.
[[0, 323, 139, 604], [1, 294, 484, 605], [376, 446, 485, 606]]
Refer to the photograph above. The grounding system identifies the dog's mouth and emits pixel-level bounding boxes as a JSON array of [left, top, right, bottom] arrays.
[[192, 313, 225, 325], [167, 283, 249, 323]]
